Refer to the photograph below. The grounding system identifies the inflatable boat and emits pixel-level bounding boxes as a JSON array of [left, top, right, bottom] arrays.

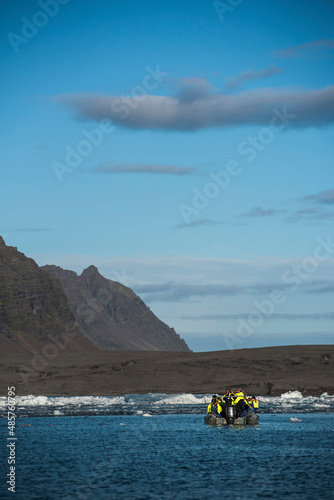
[[204, 401, 259, 425]]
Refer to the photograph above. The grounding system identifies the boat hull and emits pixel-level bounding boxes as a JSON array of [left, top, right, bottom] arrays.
[[204, 411, 259, 425]]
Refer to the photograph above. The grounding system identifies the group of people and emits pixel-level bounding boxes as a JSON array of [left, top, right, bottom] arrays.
[[207, 388, 259, 417]]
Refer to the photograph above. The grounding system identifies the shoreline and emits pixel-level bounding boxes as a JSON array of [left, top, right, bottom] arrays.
[[1, 344, 333, 397]]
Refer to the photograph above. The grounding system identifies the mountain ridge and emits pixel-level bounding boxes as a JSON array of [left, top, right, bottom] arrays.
[[0, 236, 190, 353], [0, 236, 98, 354], [42, 263, 190, 352]]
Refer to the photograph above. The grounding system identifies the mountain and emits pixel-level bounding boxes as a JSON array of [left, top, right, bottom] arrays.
[[0, 235, 190, 353], [0, 236, 98, 354], [42, 264, 190, 352]]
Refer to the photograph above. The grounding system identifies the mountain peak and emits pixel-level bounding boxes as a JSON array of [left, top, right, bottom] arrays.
[[0, 241, 99, 354], [1, 240, 190, 353], [45, 265, 191, 352], [81, 265, 100, 277]]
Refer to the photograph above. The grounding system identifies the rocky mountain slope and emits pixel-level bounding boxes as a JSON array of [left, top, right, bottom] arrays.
[[42, 264, 190, 352], [0, 236, 190, 353], [0, 236, 97, 354]]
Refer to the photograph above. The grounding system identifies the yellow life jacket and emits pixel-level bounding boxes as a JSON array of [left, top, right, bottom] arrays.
[[252, 399, 259, 408], [207, 402, 223, 414], [232, 396, 244, 405], [222, 391, 235, 399]]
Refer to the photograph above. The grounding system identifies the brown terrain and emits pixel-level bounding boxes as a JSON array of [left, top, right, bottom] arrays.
[[0, 345, 333, 397]]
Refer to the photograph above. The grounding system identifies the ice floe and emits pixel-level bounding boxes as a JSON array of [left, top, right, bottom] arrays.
[[0, 390, 333, 417]]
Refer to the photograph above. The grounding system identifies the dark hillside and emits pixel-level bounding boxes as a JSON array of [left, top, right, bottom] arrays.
[[43, 264, 190, 352]]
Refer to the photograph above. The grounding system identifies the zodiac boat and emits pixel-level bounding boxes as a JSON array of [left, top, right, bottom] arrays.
[[204, 400, 259, 425]]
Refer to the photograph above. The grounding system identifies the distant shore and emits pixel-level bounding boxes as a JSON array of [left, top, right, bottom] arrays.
[[1, 345, 333, 397]]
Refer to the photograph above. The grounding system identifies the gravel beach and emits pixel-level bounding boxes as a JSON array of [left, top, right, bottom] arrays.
[[1, 345, 333, 397]]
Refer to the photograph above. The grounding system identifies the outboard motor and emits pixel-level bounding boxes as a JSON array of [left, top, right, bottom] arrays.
[[226, 398, 235, 424]]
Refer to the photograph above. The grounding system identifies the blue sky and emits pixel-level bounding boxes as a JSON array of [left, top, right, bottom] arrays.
[[1, 0, 334, 351]]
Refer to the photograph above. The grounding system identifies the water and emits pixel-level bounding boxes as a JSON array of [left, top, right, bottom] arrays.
[[1, 392, 334, 499]]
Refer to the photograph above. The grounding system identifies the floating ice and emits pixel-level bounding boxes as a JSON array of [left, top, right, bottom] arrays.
[[154, 393, 209, 405], [20, 395, 49, 406], [14, 395, 124, 407], [0, 390, 333, 417], [280, 391, 304, 400], [289, 417, 303, 422]]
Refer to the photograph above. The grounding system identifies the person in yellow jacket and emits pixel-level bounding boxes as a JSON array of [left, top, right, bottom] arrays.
[[222, 388, 235, 401], [207, 395, 223, 416], [232, 389, 245, 406], [231, 388, 251, 416], [251, 396, 259, 411], [245, 396, 252, 406]]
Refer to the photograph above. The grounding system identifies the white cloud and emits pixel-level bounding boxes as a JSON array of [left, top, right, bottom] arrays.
[[91, 161, 194, 176], [236, 206, 285, 218], [273, 38, 334, 58], [180, 312, 334, 321], [225, 66, 284, 89], [54, 83, 334, 131], [173, 218, 221, 228], [300, 188, 334, 205]]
